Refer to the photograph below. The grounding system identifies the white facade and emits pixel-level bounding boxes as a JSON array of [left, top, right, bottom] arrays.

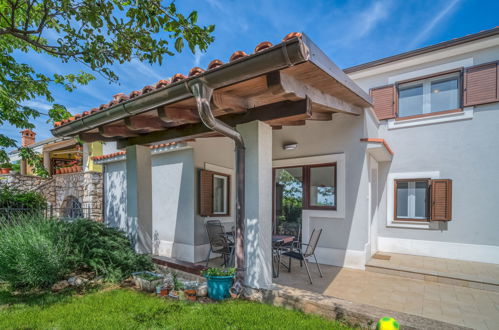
[[97, 32, 499, 286]]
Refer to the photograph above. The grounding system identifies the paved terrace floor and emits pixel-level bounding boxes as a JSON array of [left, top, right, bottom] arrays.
[[273, 258, 499, 330]]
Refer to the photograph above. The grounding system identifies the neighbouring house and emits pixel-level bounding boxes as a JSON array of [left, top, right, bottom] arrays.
[[1, 130, 104, 221], [50, 28, 499, 290]]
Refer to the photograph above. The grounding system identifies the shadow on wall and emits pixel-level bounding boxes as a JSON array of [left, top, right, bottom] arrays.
[[104, 165, 132, 242]]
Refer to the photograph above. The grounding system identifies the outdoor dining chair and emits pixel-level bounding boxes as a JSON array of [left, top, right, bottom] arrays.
[[205, 220, 234, 267], [281, 228, 323, 284]]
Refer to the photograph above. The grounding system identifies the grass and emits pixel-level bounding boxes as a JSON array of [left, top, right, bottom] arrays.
[[0, 287, 352, 329]]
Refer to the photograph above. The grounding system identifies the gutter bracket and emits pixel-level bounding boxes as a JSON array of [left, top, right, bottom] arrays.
[[188, 80, 246, 283]]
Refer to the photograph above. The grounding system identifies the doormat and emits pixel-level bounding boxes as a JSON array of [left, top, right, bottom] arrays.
[[372, 253, 391, 260]]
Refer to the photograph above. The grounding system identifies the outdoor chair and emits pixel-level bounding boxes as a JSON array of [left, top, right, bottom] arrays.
[[205, 220, 234, 267], [282, 228, 323, 284]]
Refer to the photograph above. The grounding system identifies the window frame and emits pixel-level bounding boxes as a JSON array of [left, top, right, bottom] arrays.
[[212, 173, 230, 216], [395, 68, 464, 121], [393, 178, 431, 222], [272, 162, 337, 216]]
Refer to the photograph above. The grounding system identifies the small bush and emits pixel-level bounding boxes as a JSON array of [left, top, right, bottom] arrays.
[[0, 216, 70, 290], [65, 219, 153, 282], [0, 216, 152, 291], [0, 186, 46, 209]]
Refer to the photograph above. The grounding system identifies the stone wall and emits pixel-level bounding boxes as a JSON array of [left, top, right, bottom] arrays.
[[0, 172, 103, 221]]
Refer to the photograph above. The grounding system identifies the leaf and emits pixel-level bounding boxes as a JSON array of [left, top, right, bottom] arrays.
[[174, 37, 184, 52]]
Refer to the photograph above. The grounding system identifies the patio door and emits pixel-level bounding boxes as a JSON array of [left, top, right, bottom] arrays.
[[273, 167, 303, 241]]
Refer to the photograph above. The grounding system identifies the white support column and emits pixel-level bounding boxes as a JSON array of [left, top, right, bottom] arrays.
[[236, 120, 273, 289], [126, 145, 153, 254], [42, 151, 51, 174]]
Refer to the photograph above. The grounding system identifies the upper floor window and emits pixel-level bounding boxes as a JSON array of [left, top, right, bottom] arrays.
[[397, 72, 461, 118]]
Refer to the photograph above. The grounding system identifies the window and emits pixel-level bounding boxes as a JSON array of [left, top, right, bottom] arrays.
[[213, 174, 228, 215], [199, 170, 230, 217], [397, 72, 461, 118], [273, 163, 336, 213], [394, 179, 453, 222], [395, 179, 429, 220], [307, 164, 336, 209]]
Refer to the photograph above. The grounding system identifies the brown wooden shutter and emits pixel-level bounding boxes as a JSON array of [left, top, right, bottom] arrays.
[[199, 169, 213, 216], [370, 85, 396, 120], [430, 179, 452, 221], [464, 62, 499, 106]]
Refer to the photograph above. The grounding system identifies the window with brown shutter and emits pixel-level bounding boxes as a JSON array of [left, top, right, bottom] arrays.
[[394, 178, 452, 222], [464, 61, 499, 106], [370, 85, 396, 120], [431, 179, 452, 221], [199, 169, 230, 217]]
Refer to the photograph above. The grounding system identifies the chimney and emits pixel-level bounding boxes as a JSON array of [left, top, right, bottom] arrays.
[[21, 129, 36, 147]]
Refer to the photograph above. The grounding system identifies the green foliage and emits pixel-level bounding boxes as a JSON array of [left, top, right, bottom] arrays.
[[201, 267, 236, 277], [17, 147, 49, 177], [0, 0, 215, 163], [0, 216, 70, 290], [0, 186, 46, 209], [0, 216, 152, 290], [64, 219, 153, 282], [0, 289, 352, 329]]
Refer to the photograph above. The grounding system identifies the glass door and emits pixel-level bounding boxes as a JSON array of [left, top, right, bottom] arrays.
[[273, 167, 303, 241]]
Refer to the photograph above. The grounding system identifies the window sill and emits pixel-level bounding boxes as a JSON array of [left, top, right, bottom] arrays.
[[388, 220, 430, 229], [387, 107, 473, 130]]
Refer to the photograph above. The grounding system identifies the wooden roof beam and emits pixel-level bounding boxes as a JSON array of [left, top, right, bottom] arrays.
[[99, 125, 139, 138], [211, 91, 248, 114], [124, 116, 166, 131], [157, 107, 200, 126], [267, 71, 362, 115]]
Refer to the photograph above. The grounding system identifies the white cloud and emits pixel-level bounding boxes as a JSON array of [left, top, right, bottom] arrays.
[[408, 0, 460, 48], [354, 0, 391, 39], [22, 100, 52, 112]]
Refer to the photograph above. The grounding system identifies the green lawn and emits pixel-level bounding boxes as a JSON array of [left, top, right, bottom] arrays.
[[0, 288, 352, 329]]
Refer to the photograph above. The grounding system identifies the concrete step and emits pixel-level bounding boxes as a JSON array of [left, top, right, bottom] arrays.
[[366, 257, 499, 293]]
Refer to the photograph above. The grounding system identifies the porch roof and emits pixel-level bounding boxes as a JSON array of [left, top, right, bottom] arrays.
[[51, 32, 372, 147]]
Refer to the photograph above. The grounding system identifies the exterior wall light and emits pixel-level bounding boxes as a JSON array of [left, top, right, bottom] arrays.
[[283, 143, 298, 150]]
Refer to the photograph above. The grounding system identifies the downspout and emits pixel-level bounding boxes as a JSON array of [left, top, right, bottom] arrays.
[[189, 81, 246, 283]]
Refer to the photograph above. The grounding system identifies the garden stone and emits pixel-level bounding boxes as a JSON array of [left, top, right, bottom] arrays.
[[196, 284, 208, 297], [51, 280, 70, 292], [68, 276, 88, 286]]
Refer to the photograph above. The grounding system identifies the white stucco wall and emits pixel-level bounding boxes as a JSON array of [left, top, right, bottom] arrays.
[[103, 161, 128, 233], [349, 37, 499, 263]]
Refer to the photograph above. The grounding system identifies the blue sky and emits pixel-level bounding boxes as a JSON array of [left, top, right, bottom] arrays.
[[4, 0, 499, 150]]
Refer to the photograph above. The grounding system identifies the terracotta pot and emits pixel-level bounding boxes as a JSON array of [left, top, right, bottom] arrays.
[[55, 168, 61, 175], [62, 167, 68, 174], [76, 165, 82, 172], [184, 289, 197, 301], [0, 168, 10, 174]]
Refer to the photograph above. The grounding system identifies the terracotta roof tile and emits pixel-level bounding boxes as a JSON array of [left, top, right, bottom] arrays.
[[254, 41, 273, 52], [282, 32, 302, 41], [229, 51, 248, 62], [54, 32, 302, 128], [171, 73, 187, 83], [207, 59, 224, 69], [188, 67, 204, 77]]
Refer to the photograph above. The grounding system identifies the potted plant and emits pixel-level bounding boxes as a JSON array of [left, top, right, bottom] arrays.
[[168, 273, 184, 299], [132, 271, 164, 292], [201, 268, 236, 301], [0, 163, 12, 174], [55, 167, 62, 175], [183, 281, 199, 302]]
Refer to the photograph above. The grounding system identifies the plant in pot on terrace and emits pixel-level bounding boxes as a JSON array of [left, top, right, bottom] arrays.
[[168, 272, 184, 299], [132, 271, 164, 292], [0, 163, 12, 174], [201, 267, 236, 301]]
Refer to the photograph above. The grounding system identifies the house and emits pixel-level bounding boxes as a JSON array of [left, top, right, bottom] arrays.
[[3, 130, 104, 220], [51, 28, 499, 290]]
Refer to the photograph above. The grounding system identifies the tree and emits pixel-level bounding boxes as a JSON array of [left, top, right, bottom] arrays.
[[0, 0, 215, 169]]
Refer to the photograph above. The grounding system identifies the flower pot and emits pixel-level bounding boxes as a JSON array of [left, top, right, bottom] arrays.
[[184, 289, 197, 301], [160, 287, 171, 297], [55, 168, 61, 175], [132, 271, 164, 292], [76, 165, 83, 172], [0, 168, 10, 174], [204, 275, 234, 301]]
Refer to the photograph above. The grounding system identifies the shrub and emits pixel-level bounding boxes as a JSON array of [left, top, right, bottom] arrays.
[[0, 216, 70, 290], [0, 216, 152, 291], [0, 186, 46, 209], [65, 219, 153, 282]]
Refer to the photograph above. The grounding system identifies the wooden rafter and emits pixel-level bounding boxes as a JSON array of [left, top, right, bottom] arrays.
[[157, 107, 200, 125], [124, 116, 166, 131]]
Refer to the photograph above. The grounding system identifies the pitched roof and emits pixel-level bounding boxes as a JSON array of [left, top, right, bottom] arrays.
[[54, 32, 303, 128]]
